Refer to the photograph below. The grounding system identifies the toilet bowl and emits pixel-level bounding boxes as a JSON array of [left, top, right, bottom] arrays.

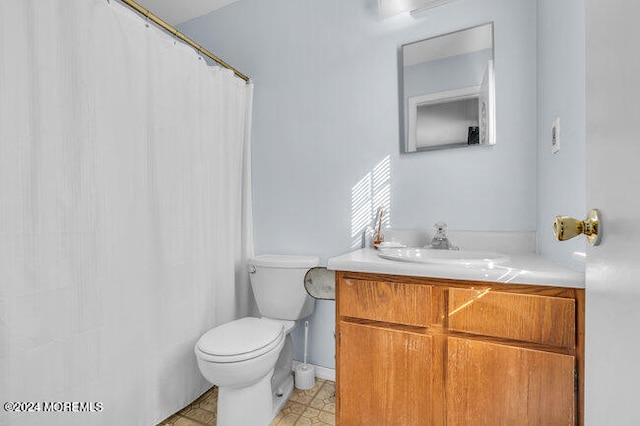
[[195, 317, 286, 388], [194, 254, 319, 426]]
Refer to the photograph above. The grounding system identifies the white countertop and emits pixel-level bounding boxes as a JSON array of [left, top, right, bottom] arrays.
[[327, 248, 585, 288]]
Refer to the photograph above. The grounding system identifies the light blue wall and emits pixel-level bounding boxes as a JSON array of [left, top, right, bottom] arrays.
[[179, 0, 538, 369], [536, 0, 586, 270]]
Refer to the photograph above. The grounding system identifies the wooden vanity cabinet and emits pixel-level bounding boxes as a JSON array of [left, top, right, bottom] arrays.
[[335, 272, 584, 426]]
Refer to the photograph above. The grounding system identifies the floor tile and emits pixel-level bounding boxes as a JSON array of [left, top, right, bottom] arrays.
[[273, 413, 299, 425], [160, 377, 336, 426], [198, 393, 217, 412], [181, 406, 215, 424], [300, 406, 320, 418], [172, 416, 209, 426], [295, 416, 314, 425], [317, 411, 336, 426], [157, 414, 181, 425], [282, 401, 307, 416]]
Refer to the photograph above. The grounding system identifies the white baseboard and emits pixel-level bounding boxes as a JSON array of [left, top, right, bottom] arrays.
[[292, 360, 335, 382]]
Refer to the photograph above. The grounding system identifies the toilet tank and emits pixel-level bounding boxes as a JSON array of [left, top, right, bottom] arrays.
[[249, 254, 320, 320]]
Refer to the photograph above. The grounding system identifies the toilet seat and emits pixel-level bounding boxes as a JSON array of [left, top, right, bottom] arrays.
[[196, 317, 284, 363], [259, 317, 297, 334]]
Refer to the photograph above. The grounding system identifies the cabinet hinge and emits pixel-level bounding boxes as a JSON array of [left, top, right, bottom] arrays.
[[574, 371, 579, 392]]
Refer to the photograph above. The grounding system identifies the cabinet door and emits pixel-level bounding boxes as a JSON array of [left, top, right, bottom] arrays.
[[338, 322, 432, 426], [446, 337, 575, 426]]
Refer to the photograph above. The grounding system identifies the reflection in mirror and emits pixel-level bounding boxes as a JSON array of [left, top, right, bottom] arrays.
[[401, 23, 495, 153]]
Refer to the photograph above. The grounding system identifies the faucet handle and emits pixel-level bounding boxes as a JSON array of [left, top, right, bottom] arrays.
[[428, 221, 458, 250], [434, 221, 448, 234]]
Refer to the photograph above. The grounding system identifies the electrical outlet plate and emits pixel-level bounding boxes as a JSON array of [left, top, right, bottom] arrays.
[[552, 117, 560, 154]]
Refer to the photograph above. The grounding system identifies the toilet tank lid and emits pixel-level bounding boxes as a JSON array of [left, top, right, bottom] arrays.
[[250, 254, 320, 269]]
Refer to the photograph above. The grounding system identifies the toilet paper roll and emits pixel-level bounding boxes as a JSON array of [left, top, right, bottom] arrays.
[[294, 363, 315, 390]]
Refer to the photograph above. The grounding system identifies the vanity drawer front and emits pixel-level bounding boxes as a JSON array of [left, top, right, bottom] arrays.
[[340, 279, 431, 327], [447, 288, 575, 349]]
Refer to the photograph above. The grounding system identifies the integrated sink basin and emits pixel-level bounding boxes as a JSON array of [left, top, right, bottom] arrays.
[[377, 247, 510, 266]]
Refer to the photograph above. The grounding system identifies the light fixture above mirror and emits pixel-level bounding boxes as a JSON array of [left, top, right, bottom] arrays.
[[379, 0, 457, 19]]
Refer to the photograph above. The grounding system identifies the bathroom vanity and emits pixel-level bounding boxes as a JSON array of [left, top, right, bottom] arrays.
[[329, 248, 584, 426]]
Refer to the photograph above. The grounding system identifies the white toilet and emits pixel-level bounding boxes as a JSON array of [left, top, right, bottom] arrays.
[[194, 254, 319, 426]]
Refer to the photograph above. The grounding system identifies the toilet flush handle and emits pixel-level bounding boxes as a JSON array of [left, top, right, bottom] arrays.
[[247, 264, 257, 274]]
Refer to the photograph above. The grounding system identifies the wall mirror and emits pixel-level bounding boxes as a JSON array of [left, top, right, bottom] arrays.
[[401, 23, 495, 153]]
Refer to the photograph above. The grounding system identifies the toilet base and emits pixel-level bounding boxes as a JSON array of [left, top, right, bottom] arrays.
[[270, 333, 294, 421], [272, 375, 293, 420], [214, 334, 296, 426], [215, 366, 294, 426], [217, 368, 274, 426]]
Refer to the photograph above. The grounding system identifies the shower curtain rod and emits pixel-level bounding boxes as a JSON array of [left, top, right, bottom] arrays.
[[118, 0, 250, 82]]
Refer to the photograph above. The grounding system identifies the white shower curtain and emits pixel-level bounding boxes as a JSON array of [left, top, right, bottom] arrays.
[[0, 1, 253, 424]]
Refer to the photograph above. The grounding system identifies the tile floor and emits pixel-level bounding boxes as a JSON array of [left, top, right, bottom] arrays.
[[158, 378, 335, 426]]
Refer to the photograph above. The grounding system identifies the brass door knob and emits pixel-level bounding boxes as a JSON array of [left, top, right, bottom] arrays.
[[553, 209, 601, 246]]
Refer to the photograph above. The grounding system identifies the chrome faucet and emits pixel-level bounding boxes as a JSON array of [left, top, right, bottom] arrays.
[[428, 221, 458, 250]]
